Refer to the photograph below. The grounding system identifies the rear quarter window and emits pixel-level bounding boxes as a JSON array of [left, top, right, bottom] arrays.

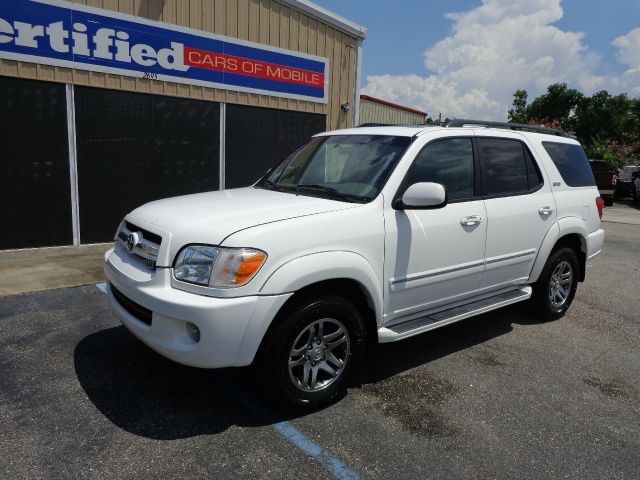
[[542, 141, 596, 187]]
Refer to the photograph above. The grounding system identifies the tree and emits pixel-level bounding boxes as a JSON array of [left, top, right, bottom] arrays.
[[584, 140, 621, 169], [507, 84, 640, 167], [508, 89, 529, 124], [526, 83, 583, 131]]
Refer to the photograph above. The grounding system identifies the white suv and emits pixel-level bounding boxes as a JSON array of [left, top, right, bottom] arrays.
[[104, 121, 605, 407]]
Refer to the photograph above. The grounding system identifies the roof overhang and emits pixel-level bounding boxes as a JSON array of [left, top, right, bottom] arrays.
[[279, 0, 367, 40]]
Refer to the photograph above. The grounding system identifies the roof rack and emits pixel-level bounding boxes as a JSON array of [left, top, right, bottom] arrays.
[[444, 119, 569, 137]]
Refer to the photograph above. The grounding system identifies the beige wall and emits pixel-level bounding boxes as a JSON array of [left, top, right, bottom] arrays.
[[0, 0, 358, 130], [360, 98, 426, 125]]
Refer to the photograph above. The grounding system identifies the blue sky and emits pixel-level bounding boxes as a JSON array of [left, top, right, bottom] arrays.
[[317, 0, 640, 120]]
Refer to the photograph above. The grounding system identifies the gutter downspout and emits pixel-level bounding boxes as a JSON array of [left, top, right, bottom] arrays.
[[353, 38, 363, 127]]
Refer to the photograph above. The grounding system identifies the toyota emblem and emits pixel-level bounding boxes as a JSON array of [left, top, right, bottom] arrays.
[[126, 232, 140, 252]]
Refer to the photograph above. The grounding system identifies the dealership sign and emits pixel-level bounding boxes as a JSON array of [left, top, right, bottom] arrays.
[[0, 0, 328, 102]]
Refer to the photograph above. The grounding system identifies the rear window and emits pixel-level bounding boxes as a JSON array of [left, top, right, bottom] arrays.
[[542, 142, 596, 187]]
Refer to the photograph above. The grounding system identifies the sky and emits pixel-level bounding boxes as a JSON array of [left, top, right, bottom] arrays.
[[316, 0, 640, 121]]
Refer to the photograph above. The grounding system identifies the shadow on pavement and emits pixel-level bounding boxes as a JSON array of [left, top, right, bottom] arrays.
[[359, 302, 544, 384], [75, 303, 542, 438], [74, 325, 291, 440]]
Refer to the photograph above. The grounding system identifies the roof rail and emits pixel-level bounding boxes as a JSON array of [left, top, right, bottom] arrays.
[[444, 119, 569, 137], [357, 123, 392, 127]]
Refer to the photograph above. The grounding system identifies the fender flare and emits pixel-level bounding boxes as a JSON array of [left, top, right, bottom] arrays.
[[259, 250, 383, 324], [528, 216, 587, 283]]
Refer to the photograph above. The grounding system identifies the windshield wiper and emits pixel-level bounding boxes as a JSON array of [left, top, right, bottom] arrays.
[[257, 179, 284, 192], [296, 184, 359, 203]]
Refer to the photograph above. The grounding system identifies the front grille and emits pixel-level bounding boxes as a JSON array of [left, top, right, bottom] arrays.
[[119, 221, 161, 269], [125, 221, 162, 245], [110, 283, 152, 326]]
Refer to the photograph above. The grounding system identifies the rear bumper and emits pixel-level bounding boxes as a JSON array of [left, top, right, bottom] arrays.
[[598, 189, 615, 196], [585, 228, 605, 261], [104, 247, 292, 368]]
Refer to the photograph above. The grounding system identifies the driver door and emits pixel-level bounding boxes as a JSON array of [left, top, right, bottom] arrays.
[[383, 136, 487, 323]]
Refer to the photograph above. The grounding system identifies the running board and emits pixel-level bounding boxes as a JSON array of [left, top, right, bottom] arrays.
[[378, 287, 532, 343]]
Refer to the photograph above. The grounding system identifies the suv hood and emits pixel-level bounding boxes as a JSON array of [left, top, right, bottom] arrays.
[[128, 187, 355, 257]]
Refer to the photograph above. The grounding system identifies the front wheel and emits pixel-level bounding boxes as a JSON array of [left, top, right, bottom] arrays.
[[531, 247, 579, 320], [256, 294, 366, 409]]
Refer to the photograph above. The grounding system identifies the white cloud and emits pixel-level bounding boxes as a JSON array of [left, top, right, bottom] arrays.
[[362, 0, 620, 120], [613, 28, 640, 68], [611, 28, 640, 96]]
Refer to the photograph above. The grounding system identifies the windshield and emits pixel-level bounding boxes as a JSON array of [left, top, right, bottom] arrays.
[[255, 135, 412, 203]]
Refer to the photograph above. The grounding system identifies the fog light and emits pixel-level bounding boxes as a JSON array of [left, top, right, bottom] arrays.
[[186, 322, 200, 343]]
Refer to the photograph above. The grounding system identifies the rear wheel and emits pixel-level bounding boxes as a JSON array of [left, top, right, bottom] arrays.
[[256, 293, 365, 409], [604, 196, 614, 207], [531, 247, 579, 320]]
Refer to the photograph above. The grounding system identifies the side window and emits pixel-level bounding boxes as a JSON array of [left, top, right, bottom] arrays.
[[405, 138, 474, 202], [478, 138, 530, 196], [542, 141, 596, 187], [524, 147, 543, 190]]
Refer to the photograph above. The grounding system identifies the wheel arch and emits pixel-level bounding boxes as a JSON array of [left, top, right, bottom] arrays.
[[259, 251, 383, 323], [529, 218, 588, 283], [254, 251, 383, 364]]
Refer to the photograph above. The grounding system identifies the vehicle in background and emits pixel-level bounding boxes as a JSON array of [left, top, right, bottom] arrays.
[[632, 171, 640, 205], [617, 165, 640, 198], [589, 160, 617, 206]]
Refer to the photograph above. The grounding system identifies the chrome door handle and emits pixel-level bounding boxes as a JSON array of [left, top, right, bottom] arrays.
[[538, 206, 554, 216], [460, 215, 482, 226]]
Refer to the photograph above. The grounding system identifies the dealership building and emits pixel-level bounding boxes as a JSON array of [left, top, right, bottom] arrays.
[[0, 0, 366, 249]]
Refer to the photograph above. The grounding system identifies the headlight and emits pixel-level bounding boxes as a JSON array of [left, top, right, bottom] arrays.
[[173, 245, 267, 288], [173, 245, 220, 285]]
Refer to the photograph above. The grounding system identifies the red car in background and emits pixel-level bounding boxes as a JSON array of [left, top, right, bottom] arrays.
[[589, 160, 617, 206]]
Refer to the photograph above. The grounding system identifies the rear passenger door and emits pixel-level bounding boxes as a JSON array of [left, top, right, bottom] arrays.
[[476, 132, 556, 292]]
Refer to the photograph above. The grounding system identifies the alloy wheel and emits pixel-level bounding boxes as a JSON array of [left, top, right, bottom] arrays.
[[549, 260, 573, 308], [288, 318, 350, 392]]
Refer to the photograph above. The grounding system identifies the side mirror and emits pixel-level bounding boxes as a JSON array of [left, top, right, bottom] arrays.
[[394, 182, 447, 209]]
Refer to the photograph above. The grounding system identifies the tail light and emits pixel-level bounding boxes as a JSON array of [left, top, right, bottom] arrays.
[[612, 175, 617, 185], [596, 197, 605, 218]]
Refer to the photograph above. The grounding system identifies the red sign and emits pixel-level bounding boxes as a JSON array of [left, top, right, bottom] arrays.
[[184, 47, 324, 88]]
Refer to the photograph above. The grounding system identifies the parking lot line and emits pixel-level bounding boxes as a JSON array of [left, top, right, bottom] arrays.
[[220, 376, 363, 480], [95, 282, 363, 480]]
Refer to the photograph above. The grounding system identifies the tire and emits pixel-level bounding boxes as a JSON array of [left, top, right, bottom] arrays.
[[531, 247, 579, 321], [256, 293, 366, 409], [604, 196, 614, 207]]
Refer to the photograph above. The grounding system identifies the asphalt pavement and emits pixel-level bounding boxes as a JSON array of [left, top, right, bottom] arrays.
[[1, 222, 639, 479]]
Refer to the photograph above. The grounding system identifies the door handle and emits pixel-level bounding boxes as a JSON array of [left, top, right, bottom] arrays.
[[460, 215, 482, 226], [538, 206, 554, 216]]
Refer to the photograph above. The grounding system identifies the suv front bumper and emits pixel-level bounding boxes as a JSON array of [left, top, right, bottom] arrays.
[[104, 247, 292, 368]]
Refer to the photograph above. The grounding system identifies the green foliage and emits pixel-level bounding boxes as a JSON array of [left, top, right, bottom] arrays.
[[584, 140, 622, 169], [508, 84, 640, 165], [507, 90, 528, 124], [527, 83, 583, 131]]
